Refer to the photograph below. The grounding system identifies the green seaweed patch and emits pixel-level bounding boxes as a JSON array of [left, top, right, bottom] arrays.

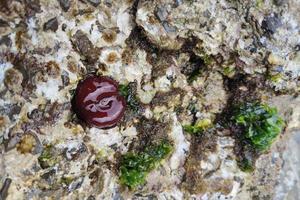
[[233, 102, 284, 152], [38, 145, 59, 169], [119, 141, 173, 189], [222, 66, 235, 77], [256, 0, 265, 7], [60, 176, 74, 186], [119, 84, 130, 97], [267, 73, 282, 83], [183, 119, 212, 135], [119, 83, 140, 113], [201, 54, 213, 66]]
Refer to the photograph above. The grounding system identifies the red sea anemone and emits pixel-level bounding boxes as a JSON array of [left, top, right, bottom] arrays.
[[72, 75, 126, 129]]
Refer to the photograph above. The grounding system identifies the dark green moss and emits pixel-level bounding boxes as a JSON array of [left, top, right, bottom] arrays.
[[238, 157, 255, 172], [119, 141, 173, 188], [187, 68, 202, 83], [119, 83, 140, 113], [118, 84, 129, 97], [183, 119, 212, 135], [233, 102, 284, 151]]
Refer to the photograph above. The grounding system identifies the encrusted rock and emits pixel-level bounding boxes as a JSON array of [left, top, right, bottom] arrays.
[[0, 0, 299, 199], [261, 14, 282, 35], [71, 30, 100, 65]]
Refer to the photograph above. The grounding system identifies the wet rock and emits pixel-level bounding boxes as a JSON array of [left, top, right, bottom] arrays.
[[71, 30, 100, 65], [161, 22, 176, 33], [154, 5, 177, 33], [58, 0, 71, 12], [0, 19, 9, 27], [0, 0, 299, 199], [273, 0, 286, 6], [133, 194, 158, 200], [43, 17, 59, 32], [261, 14, 282, 35]]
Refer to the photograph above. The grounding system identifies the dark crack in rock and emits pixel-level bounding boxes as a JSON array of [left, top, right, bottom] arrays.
[[0, 19, 9, 27], [0, 178, 12, 200], [43, 17, 59, 32], [273, 0, 286, 6], [58, 0, 71, 12], [0, 35, 12, 47]]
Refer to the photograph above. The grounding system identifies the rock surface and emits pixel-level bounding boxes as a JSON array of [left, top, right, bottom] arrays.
[[0, 0, 299, 199]]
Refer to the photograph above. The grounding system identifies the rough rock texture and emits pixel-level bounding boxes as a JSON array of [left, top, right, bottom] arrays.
[[0, 0, 300, 199]]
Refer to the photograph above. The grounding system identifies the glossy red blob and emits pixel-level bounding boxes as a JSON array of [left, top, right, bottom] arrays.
[[72, 75, 126, 128]]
